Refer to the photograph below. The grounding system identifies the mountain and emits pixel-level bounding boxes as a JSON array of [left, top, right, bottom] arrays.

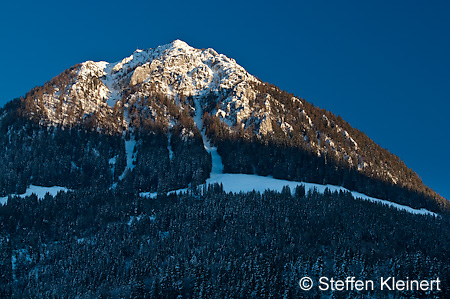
[[1, 40, 449, 299], [0, 39, 447, 213]]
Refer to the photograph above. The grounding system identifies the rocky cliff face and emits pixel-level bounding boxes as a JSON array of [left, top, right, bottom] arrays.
[[20, 40, 261, 132]]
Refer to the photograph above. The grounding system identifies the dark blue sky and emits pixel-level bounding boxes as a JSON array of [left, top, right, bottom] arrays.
[[1, 0, 449, 199]]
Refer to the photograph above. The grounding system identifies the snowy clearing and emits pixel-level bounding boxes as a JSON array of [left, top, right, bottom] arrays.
[[118, 134, 137, 181], [193, 97, 223, 174], [140, 173, 437, 217], [0, 185, 70, 205], [167, 133, 174, 160]]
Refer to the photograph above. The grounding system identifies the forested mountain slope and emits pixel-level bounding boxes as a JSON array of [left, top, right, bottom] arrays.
[[0, 39, 446, 212]]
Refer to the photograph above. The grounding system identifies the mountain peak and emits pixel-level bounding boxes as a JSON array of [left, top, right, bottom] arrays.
[[169, 39, 191, 49], [17, 39, 258, 131], [150, 39, 195, 56]]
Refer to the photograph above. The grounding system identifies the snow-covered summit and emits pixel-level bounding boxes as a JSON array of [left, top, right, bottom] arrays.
[[24, 39, 262, 132], [163, 39, 194, 52], [106, 39, 258, 97]]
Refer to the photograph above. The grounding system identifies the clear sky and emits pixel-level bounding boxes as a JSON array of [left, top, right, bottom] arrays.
[[1, 0, 449, 199]]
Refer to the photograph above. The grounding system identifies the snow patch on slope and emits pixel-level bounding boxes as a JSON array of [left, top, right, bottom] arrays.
[[167, 133, 174, 160], [193, 98, 223, 175], [0, 185, 71, 205], [140, 174, 437, 217], [118, 134, 137, 181], [102, 62, 122, 107]]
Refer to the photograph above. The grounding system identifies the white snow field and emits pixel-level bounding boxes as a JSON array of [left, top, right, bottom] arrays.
[[140, 173, 437, 217], [118, 134, 137, 181], [0, 185, 70, 205]]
